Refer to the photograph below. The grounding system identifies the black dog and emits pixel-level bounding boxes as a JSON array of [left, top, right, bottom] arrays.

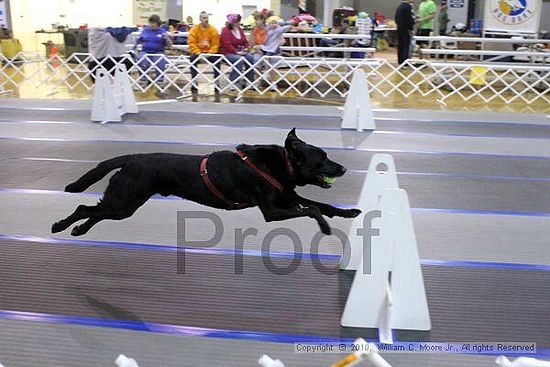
[[52, 129, 361, 236]]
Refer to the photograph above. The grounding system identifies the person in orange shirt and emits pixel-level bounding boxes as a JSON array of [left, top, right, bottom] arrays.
[[249, 12, 268, 52], [188, 11, 221, 93]]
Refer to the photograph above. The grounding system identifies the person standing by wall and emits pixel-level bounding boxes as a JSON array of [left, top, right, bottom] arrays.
[[438, 2, 450, 35], [219, 14, 255, 86], [395, 0, 415, 64], [188, 11, 220, 93], [416, 0, 437, 45], [134, 14, 172, 85]]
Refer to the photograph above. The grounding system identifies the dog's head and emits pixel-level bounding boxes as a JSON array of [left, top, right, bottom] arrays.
[[285, 128, 347, 188]]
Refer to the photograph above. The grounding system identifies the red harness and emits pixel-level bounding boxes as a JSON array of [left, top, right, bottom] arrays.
[[200, 149, 293, 209]]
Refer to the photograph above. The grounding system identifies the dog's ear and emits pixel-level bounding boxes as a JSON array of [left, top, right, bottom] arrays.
[[285, 128, 305, 166], [285, 128, 297, 151], [288, 128, 298, 139], [285, 128, 304, 148]]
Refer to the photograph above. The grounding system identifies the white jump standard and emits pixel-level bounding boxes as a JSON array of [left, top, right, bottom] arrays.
[[341, 69, 376, 132], [341, 154, 431, 344], [91, 64, 138, 123]]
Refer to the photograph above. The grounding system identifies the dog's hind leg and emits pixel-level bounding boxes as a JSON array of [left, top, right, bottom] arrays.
[[68, 167, 154, 236]]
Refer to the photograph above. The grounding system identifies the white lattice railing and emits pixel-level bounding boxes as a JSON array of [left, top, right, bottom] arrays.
[[0, 52, 548, 105]]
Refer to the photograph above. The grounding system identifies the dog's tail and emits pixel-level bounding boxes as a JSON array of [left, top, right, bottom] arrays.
[[65, 155, 133, 193]]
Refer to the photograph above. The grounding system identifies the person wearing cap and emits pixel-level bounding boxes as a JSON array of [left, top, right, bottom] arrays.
[[219, 14, 255, 84], [188, 11, 221, 93]]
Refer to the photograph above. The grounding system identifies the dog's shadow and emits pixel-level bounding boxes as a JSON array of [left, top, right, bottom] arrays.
[[62, 286, 148, 354]]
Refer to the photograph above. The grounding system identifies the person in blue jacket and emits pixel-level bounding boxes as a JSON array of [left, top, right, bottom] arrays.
[[135, 14, 172, 84]]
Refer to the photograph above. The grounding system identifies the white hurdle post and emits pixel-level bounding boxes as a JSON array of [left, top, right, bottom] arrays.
[[341, 154, 398, 271], [496, 356, 550, 367], [341, 69, 375, 132], [341, 155, 431, 344]]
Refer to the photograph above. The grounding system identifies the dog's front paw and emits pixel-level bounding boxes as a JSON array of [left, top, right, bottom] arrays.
[[341, 208, 362, 218], [71, 225, 86, 237], [51, 221, 65, 233]]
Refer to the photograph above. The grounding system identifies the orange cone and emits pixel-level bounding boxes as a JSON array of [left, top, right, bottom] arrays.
[[50, 44, 60, 68]]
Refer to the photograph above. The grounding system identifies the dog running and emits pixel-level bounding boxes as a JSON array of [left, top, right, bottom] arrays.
[[52, 129, 361, 236]]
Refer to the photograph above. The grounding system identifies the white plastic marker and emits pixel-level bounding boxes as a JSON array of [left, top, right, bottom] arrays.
[[91, 64, 138, 123], [330, 338, 392, 367], [341, 188, 431, 342], [258, 354, 285, 367], [112, 64, 138, 116], [341, 68, 375, 132], [495, 356, 550, 367], [115, 354, 140, 367], [91, 69, 120, 123], [341, 154, 399, 271]]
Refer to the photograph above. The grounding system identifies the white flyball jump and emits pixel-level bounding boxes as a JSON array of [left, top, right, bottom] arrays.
[[341, 68, 375, 132], [330, 338, 393, 367], [258, 354, 285, 367], [341, 154, 399, 271], [496, 356, 550, 367], [341, 154, 431, 344], [115, 354, 140, 367], [91, 64, 138, 123]]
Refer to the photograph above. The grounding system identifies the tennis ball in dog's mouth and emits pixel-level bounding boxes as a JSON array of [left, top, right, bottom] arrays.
[[322, 176, 336, 185]]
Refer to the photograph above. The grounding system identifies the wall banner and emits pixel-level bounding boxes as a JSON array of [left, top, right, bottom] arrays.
[[134, 0, 167, 25], [483, 0, 543, 33]]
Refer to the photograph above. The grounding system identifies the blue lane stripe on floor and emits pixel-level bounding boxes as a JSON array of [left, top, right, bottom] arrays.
[[0, 309, 548, 358], [2, 234, 549, 272], [2, 188, 550, 218], [0, 309, 354, 344]]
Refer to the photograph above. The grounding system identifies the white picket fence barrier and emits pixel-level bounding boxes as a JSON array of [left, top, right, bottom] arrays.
[[1, 52, 548, 105]]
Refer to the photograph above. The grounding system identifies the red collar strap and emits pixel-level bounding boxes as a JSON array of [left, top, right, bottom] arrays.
[[284, 149, 294, 177], [235, 149, 293, 192]]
